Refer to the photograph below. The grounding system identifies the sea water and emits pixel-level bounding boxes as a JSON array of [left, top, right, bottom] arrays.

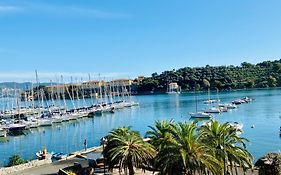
[[0, 88, 281, 166]]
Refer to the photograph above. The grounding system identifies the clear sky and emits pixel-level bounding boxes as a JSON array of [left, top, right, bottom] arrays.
[[0, 0, 281, 82]]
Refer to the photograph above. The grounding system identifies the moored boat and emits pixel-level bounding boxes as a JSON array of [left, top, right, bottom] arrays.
[[38, 119, 52, 127], [203, 99, 220, 104], [0, 128, 7, 137], [7, 123, 26, 132], [190, 112, 212, 119], [36, 149, 53, 160], [204, 107, 221, 113], [52, 152, 67, 160]]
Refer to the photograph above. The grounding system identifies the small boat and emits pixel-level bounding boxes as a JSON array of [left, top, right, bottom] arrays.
[[241, 96, 253, 103], [52, 116, 63, 123], [130, 101, 139, 106], [232, 99, 244, 105], [52, 152, 67, 160], [7, 123, 26, 132], [36, 149, 53, 160], [0, 128, 7, 137], [29, 120, 39, 128], [94, 109, 102, 116], [218, 103, 237, 109], [39, 119, 52, 127], [190, 112, 212, 119], [123, 102, 132, 107], [232, 97, 253, 105], [203, 99, 220, 104], [204, 107, 221, 113], [218, 106, 228, 112], [68, 113, 79, 120]]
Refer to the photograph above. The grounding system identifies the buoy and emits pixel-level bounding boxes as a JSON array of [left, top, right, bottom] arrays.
[[251, 125, 255, 128]]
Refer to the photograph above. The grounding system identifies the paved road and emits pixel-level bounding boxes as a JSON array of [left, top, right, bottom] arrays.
[[10, 158, 89, 175]]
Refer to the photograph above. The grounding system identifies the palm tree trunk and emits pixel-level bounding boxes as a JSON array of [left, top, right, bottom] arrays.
[[128, 159, 134, 175]]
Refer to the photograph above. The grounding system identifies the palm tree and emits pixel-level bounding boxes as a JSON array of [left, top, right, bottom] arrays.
[[200, 120, 253, 175], [149, 121, 221, 175], [146, 120, 175, 151], [104, 127, 156, 175]]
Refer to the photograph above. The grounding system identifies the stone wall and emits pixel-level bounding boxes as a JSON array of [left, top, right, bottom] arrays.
[[0, 159, 52, 175]]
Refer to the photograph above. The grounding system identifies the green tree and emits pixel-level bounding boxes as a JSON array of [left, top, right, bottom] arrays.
[[267, 76, 277, 87], [200, 120, 253, 175], [202, 79, 210, 89], [213, 80, 223, 89], [104, 127, 156, 175], [8, 154, 25, 167], [152, 121, 221, 175], [146, 120, 175, 151]]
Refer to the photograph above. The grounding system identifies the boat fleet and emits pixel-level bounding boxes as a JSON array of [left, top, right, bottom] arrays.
[[0, 100, 139, 137], [189, 96, 253, 119], [0, 78, 139, 137]]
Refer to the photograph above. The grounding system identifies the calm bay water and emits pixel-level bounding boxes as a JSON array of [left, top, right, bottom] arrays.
[[1, 88, 281, 166]]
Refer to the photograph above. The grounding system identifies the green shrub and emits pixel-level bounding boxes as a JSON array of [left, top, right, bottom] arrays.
[[8, 154, 25, 167]]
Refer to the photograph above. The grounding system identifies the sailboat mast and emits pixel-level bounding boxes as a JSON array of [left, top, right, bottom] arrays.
[[98, 73, 102, 104], [61, 75, 68, 111], [88, 74, 94, 105]]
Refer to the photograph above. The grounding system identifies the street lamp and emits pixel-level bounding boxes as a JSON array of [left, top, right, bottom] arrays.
[[100, 137, 107, 175]]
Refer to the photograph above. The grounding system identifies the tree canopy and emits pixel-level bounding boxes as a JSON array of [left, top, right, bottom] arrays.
[[136, 59, 281, 93]]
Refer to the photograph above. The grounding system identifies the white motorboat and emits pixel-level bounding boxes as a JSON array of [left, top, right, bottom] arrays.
[[38, 119, 52, 127], [36, 150, 53, 160], [112, 102, 124, 109], [203, 99, 220, 104], [218, 106, 228, 112], [52, 152, 67, 160], [29, 121, 39, 128], [78, 111, 89, 118], [130, 101, 139, 106], [204, 107, 221, 113], [52, 115, 63, 123], [123, 102, 133, 107], [218, 103, 237, 109], [0, 128, 7, 137], [68, 113, 80, 120], [7, 123, 26, 132], [232, 99, 246, 105]]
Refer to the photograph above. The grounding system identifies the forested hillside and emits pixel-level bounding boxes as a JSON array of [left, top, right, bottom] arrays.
[[136, 60, 281, 93]]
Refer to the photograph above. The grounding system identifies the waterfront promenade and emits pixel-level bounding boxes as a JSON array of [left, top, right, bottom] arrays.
[[1, 146, 102, 175], [3, 144, 259, 175], [9, 160, 259, 175]]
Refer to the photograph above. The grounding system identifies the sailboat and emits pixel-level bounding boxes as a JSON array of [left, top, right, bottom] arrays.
[[204, 89, 221, 113], [203, 89, 220, 104], [190, 89, 212, 119]]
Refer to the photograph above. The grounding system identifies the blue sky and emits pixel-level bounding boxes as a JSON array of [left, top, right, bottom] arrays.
[[0, 0, 281, 82]]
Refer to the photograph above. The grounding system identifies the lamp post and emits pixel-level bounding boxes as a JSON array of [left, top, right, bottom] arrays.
[[100, 137, 107, 175]]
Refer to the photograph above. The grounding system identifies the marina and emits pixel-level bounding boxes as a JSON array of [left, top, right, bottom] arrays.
[[0, 88, 281, 166]]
